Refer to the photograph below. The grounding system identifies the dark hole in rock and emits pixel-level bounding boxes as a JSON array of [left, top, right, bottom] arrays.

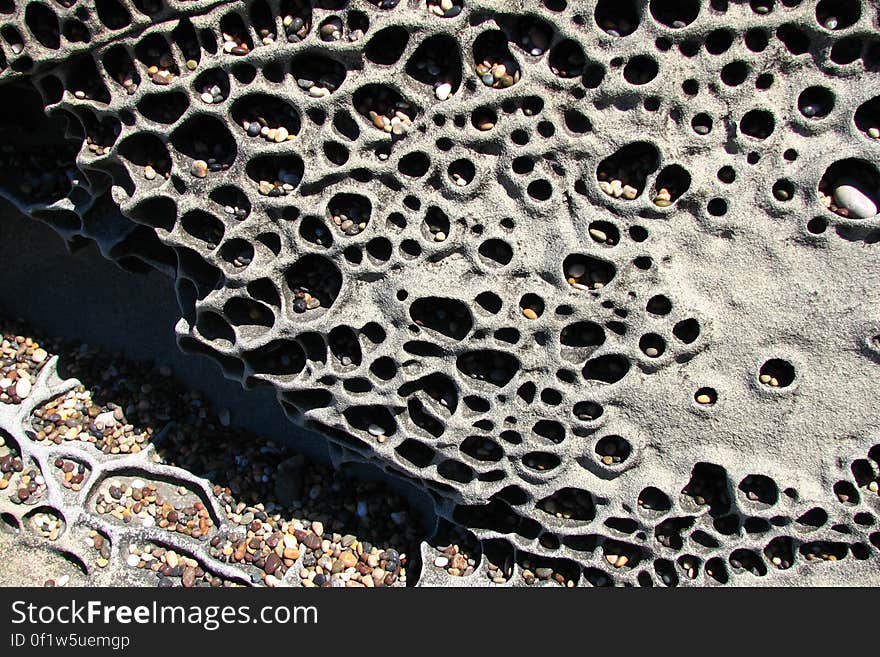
[[195, 311, 235, 345], [395, 440, 435, 468], [582, 354, 630, 384], [830, 37, 862, 66], [759, 358, 795, 387], [639, 486, 671, 512], [527, 179, 553, 201], [246, 279, 281, 307], [299, 216, 333, 248], [705, 29, 733, 54], [398, 151, 431, 178], [284, 253, 342, 314], [223, 296, 275, 330], [366, 237, 392, 263], [25, 3, 61, 48], [210, 185, 250, 220], [707, 198, 728, 216], [231, 93, 301, 140], [333, 111, 360, 141], [448, 159, 475, 187], [512, 156, 534, 175], [328, 192, 371, 237], [533, 420, 565, 444], [365, 25, 409, 65], [798, 86, 834, 119], [744, 28, 768, 52], [548, 39, 585, 77], [410, 297, 473, 341], [523, 452, 561, 472], [595, 434, 631, 465], [171, 114, 236, 171], [94, 0, 131, 30], [720, 60, 749, 86], [343, 404, 397, 438], [370, 357, 397, 381], [461, 436, 503, 462], [739, 474, 778, 505], [595, 0, 638, 37], [682, 462, 731, 516], [137, 91, 188, 124], [478, 239, 513, 266], [639, 333, 666, 358], [561, 321, 606, 349], [245, 340, 306, 377], [245, 154, 304, 195], [324, 141, 349, 165], [438, 460, 474, 483], [597, 141, 659, 200], [650, 0, 700, 29], [772, 179, 795, 201], [328, 326, 362, 367], [819, 158, 880, 219], [180, 210, 224, 248], [473, 30, 520, 89], [816, 0, 860, 30], [474, 291, 503, 315], [219, 238, 254, 269], [776, 24, 810, 55], [563, 254, 616, 290], [118, 133, 171, 179], [353, 84, 417, 135], [672, 318, 700, 343], [457, 350, 519, 387], [624, 55, 659, 85], [128, 196, 176, 231], [405, 34, 462, 99], [291, 54, 347, 97], [400, 239, 422, 259], [564, 109, 591, 134]]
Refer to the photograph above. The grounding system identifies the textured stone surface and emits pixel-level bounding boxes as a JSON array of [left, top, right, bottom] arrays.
[[2, 0, 880, 585]]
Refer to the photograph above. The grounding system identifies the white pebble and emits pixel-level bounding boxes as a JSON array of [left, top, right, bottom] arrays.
[[435, 82, 452, 101], [14, 378, 31, 399], [834, 181, 879, 219]]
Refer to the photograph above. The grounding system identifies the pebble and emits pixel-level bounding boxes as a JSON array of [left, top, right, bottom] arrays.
[[190, 160, 209, 178], [32, 348, 48, 363], [435, 82, 453, 101], [868, 127, 880, 139], [367, 424, 384, 437], [126, 554, 141, 568], [522, 308, 538, 320], [14, 378, 31, 399], [833, 181, 878, 219]]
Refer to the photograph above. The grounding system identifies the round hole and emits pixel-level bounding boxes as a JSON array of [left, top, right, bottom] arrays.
[[707, 198, 728, 216]]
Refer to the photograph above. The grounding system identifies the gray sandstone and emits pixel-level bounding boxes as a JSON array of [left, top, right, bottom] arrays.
[[0, 0, 879, 586]]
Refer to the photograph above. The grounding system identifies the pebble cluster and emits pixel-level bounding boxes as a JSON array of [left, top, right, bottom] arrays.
[[126, 543, 239, 587], [94, 479, 214, 538], [2, 319, 423, 588]]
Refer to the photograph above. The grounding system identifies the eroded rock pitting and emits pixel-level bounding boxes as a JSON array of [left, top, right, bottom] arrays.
[[1, 0, 880, 585]]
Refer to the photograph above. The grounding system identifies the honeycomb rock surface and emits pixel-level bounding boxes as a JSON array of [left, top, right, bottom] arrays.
[[2, 0, 880, 586]]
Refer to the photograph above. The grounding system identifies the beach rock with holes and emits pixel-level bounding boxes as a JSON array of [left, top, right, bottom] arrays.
[[2, 0, 880, 586]]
